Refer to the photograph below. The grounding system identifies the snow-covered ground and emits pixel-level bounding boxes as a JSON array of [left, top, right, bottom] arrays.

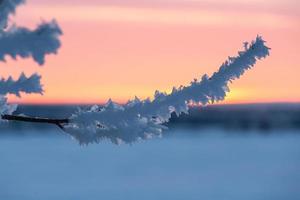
[[0, 128, 299, 200]]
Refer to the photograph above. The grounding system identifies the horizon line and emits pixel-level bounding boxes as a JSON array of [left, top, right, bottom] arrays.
[[11, 101, 300, 106]]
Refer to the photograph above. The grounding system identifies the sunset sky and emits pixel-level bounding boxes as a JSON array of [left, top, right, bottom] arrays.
[[1, 0, 300, 104]]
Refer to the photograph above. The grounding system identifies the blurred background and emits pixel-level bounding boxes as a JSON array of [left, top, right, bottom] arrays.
[[2, 0, 300, 104], [1, 0, 300, 199]]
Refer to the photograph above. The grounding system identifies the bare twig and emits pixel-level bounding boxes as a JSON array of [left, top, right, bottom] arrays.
[[1, 114, 69, 129]]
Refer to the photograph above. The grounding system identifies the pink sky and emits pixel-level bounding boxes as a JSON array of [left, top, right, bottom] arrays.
[[1, 0, 300, 104]]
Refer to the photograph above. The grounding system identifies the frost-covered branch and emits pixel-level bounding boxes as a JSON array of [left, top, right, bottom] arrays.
[[0, 20, 62, 65], [0, 96, 17, 115], [0, 0, 62, 115], [0, 0, 24, 30], [0, 73, 43, 97], [1, 36, 269, 145], [0, 0, 61, 95], [0, 0, 62, 65], [63, 36, 270, 145]]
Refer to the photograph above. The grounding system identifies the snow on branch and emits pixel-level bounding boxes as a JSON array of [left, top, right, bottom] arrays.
[[0, 0, 62, 66], [0, 96, 17, 115], [0, 0, 62, 115], [0, 0, 24, 30], [64, 36, 270, 145], [0, 20, 62, 65], [0, 73, 43, 97]]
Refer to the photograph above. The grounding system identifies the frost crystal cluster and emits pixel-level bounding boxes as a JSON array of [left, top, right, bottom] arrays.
[[65, 36, 270, 145], [0, 0, 62, 115]]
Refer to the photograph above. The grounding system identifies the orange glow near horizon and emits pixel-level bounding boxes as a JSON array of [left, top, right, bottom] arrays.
[[1, 0, 300, 105]]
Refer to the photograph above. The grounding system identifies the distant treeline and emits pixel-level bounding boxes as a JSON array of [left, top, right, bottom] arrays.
[[1, 104, 300, 132]]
